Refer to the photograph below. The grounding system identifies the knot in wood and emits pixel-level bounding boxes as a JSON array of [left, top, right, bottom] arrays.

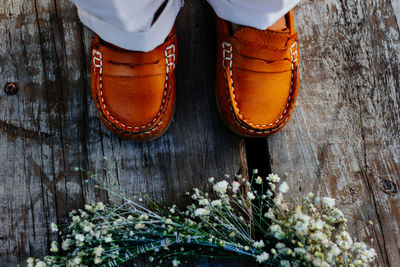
[[379, 179, 397, 194], [4, 82, 18, 95]]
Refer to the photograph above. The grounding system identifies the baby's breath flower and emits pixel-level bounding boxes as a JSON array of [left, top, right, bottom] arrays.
[[50, 241, 58, 253], [310, 231, 329, 247], [280, 260, 291, 267], [208, 177, 215, 183], [322, 197, 336, 208], [232, 181, 240, 193], [95, 202, 105, 211], [361, 248, 377, 262], [185, 219, 195, 226], [35, 261, 46, 267], [276, 242, 286, 249], [172, 258, 180, 266], [50, 223, 58, 232], [267, 173, 281, 183], [84, 204, 93, 211], [104, 234, 113, 243], [332, 208, 344, 219], [327, 244, 341, 261], [213, 180, 229, 194], [199, 198, 209, 206], [353, 241, 366, 251], [256, 252, 269, 263], [336, 231, 353, 250], [270, 224, 284, 240], [139, 214, 149, 220], [294, 247, 306, 256], [279, 182, 289, 193], [135, 223, 146, 230], [313, 219, 325, 230], [269, 182, 276, 191], [83, 221, 93, 232], [94, 245, 104, 257], [270, 224, 281, 233], [72, 256, 82, 265], [247, 191, 256, 200], [294, 220, 309, 236], [27, 257, 34, 267], [29, 174, 377, 267], [253, 240, 265, 249], [264, 209, 275, 219], [75, 234, 85, 242], [79, 210, 88, 218], [62, 239, 73, 251], [274, 193, 283, 206], [72, 216, 81, 224], [194, 208, 210, 216], [211, 199, 222, 207]]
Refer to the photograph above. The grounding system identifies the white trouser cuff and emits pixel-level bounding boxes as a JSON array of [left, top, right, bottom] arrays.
[[207, 0, 300, 30], [77, 0, 183, 52]]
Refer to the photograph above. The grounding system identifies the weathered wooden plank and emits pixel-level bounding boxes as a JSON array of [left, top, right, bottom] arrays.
[[268, 1, 400, 266], [0, 0, 248, 264], [3, 0, 400, 266]]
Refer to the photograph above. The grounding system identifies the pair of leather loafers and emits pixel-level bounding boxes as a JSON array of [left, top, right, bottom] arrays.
[[90, 11, 299, 141]]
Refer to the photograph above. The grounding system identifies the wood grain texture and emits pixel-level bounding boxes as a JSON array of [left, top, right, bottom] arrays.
[[1, 0, 400, 266], [0, 0, 248, 265], [269, 1, 400, 266]]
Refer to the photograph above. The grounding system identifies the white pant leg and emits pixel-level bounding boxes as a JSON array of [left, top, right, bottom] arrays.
[[207, 0, 300, 30], [70, 0, 183, 52]]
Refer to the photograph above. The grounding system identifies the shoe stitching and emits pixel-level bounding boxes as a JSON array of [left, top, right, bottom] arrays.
[[222, 41, 298, 133], [97, 78, 173, 136], [92, 44, 175, 133]]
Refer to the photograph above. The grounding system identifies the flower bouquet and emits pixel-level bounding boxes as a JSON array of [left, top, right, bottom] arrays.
[[28, 170, 376, 267]]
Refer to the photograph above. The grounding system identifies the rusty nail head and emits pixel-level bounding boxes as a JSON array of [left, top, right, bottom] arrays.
[[4, 82, 18, 95]]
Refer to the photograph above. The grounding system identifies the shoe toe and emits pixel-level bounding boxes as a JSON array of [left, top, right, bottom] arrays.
[[101, 74, 168, 129], [233, 69, 293, 128], [90, 30, 177, 141]]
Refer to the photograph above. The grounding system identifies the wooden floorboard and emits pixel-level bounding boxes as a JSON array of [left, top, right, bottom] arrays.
[[268, 1, 400, 266], [1, 0, 400, 266], [0, 1, 248, 265]]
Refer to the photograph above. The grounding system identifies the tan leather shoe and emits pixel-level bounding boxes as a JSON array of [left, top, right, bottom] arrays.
[[91, 28, 177, 141], [216, 11, 300, 137]]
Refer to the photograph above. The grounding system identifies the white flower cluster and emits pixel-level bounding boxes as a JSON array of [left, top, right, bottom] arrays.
[[261, 175, 377, 266], [28, 172, 376, 267]]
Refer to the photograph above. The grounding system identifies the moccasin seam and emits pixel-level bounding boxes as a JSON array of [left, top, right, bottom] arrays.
[[92, 44, 175, 133], [222, 41, 298, 133]]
